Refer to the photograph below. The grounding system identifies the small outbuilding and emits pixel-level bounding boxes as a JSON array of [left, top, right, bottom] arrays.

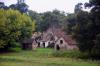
[[22, 38, 38, 50]]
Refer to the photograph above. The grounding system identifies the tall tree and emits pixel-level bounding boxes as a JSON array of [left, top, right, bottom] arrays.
[[0, 2, 8, 9], [87, 0, 100, 57], [0, 0, 28, 13], [28, 10, 66, 32], [67, 0, 100, 58], [0, 9, 35, 51]]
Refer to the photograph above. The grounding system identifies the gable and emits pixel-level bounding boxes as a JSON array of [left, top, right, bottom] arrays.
[[56, 37, 69, 45]]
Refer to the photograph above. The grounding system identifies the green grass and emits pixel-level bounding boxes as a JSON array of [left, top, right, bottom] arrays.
[[52, 50, 81, 58], [0, 48, 100, 66]]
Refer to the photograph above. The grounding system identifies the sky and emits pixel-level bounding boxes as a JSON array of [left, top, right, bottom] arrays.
[[0, 0, 89, 13]]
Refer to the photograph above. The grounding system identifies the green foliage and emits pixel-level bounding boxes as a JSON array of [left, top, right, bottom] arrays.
[[0, 9, 35, 51], [28, 10, 66, 32], [0, 0, 28, 13], [64, 13, 77, 34], [73, 11, 94, 53], [66, 0, 100, 58], [0, 40, 6, 48], [52, 50, 79, 58], [16, 3, 28, 13], [28, 10, 43, 31], [74, 3, 83, 13]]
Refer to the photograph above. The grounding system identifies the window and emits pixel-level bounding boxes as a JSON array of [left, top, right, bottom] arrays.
[[60, 40, 63, 44]]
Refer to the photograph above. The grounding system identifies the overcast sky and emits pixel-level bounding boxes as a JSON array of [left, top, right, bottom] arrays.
[[0, 0, 89, 13]]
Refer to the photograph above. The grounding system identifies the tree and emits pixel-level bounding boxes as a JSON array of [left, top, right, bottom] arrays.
[[0, 2, 5, 8], [9, 4, 16, 10], [40, 10, 66, 32], [16, 3, 28, 13], [28, 10, 43, 31], [0, 0, 28, 13], [73, 11, 94, 53], [0, 9, 35, 51], [0, 2, 8, 10], [87, 0, 100, 57], [9, 3, 28, 13], [74, 3, 83, 13], [64, 13, 77, 34], [28, 9, 66, 32], [66, 0, 100, 58]]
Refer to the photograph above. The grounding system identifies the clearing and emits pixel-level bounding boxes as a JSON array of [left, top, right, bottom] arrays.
[[0, 48, 100, 66]]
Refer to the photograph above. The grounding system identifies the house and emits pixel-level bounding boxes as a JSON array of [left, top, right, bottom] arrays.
[[22, 32, 40, 50], [41, 27, 78, 50], [41, 32, 55, 48], [22, 27, 77, 50]]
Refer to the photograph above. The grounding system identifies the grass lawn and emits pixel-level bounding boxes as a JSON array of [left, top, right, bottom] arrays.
[[0, 48, 100, 66]]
